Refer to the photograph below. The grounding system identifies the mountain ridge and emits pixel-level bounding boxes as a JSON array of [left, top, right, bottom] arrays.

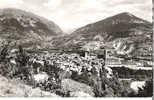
[[0, 8, 63, 48], [51, 12, 152, 58], [71, 12, 152, 41]]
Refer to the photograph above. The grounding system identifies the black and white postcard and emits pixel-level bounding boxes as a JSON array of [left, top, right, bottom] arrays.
[[0, 0, 152, 99]]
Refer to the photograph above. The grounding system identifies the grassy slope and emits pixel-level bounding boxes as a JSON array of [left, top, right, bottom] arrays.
[[0, 75, 58, 97], [61, 79, 94, 96]]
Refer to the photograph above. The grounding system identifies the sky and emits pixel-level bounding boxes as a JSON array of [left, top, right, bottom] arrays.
[[0, 0, 152, 33]]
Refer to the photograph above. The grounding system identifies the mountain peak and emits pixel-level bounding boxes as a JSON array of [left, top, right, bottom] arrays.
[[118, 12, 135, 17], [71, 12, 152, 42], [110, 12, 151, 24], [108, 12, 138, 21]]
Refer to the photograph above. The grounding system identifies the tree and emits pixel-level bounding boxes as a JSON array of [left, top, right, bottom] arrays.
[[0, 41, 10, 61]]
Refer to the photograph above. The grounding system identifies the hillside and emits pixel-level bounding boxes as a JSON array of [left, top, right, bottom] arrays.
[[52, 12, 152, 58], [0, 75, 58, 97], [72, 12, 152, 42], [0, 8, 63, 48]]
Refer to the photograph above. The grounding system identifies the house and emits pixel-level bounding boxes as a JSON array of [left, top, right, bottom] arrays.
[[93, 49, 106, 59]]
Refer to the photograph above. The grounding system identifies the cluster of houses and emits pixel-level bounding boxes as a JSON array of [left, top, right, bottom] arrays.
[[9, 42, 152, 71], [60, 46, 152, 70]]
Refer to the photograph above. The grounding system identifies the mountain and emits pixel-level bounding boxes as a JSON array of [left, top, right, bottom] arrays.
[[71, 12, 152, 42], [0, 8, 63, 48], [52, 12, 152, 58]]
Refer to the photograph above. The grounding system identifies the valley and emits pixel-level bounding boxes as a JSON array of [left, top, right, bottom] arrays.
[[0, 8, 152, 97]]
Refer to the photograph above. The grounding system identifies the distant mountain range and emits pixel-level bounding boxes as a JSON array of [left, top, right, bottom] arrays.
[[0, 8, 152, 58]]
